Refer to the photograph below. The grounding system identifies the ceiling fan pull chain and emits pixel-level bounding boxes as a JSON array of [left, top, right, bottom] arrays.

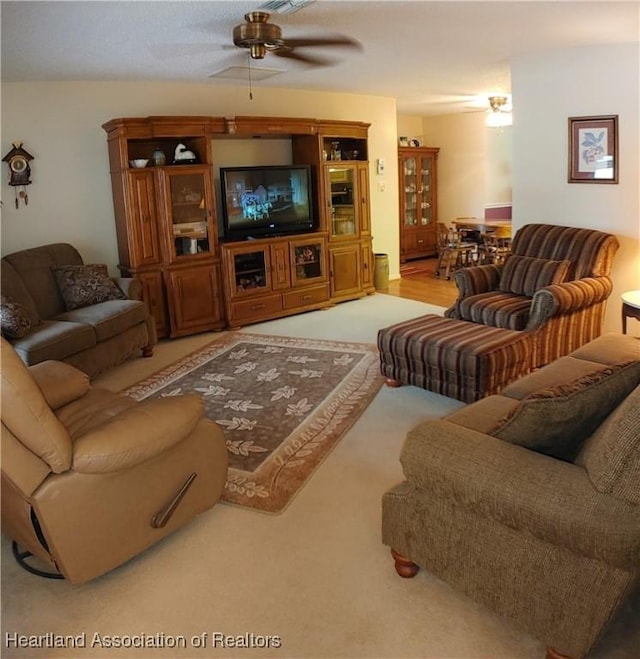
[[248, 53, 253, 101]]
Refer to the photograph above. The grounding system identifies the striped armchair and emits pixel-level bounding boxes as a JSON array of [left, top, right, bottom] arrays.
[[445, 224, 619, 368]]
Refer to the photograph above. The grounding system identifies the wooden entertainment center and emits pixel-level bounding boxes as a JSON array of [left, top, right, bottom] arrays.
[[103, 115, 375, 337]]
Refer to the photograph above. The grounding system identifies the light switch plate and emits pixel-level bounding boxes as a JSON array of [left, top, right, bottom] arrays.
[[376, 158, 385, 175]]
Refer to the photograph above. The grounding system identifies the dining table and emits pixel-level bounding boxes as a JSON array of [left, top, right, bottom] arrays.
[[452, 218, 512, 237]]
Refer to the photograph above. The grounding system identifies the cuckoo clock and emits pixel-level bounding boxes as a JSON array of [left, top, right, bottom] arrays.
[[3, 141, 34, 207]]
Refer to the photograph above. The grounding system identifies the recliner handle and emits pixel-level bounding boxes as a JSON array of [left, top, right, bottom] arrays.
[[151, 472, 197, 529]]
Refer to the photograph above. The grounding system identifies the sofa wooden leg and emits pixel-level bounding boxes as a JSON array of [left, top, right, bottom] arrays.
[[391, 549, 419, 578], [385, 378, 402, 388], [142, 345, 154, 358], [545, 646, 573, 659]]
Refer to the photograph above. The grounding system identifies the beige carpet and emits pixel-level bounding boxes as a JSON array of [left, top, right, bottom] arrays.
[[2, 294, 638, 658], [123, 333, 383, 513]]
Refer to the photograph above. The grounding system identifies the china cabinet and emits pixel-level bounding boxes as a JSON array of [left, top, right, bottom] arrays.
[[398, 147, 439, 262]]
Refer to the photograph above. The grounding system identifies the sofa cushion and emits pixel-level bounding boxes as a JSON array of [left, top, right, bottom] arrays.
[[10, 320, 96, 365], [570, 333, 640, 366], [72, 395, 204, 474], [499, 255, 571, 297], [29, 361, 91, 410], [444, 394, 519, 435], [56, 299, 148, 342], [0, 337, 72, 473], [1, 259, 40, 316], [500, 355, 610, 400], [3, 243, 84, 319], [491, 361, 640, 460], [1, 293, 41, 339], [52, 264, 126, 311], [456, 291, 531, 330], [510, 224, 618, 279], [576, 385, 640, 505]]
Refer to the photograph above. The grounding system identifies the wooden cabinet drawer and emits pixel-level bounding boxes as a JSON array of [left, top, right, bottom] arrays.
[[283, 284, 329, 310], [229, 294, 283, 322]]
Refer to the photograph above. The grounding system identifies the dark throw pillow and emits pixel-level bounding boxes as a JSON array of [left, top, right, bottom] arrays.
[[0, 293, 41, 339], [52, 264, 126, 311], [499, 255, 571, 297], [490, 361, 640, 461]]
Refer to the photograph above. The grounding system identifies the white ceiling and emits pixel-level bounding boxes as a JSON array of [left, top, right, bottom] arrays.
[[2, 1, 638, 115]]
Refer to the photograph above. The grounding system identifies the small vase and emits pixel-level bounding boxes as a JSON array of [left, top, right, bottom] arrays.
[[151, 148, 166, 166]]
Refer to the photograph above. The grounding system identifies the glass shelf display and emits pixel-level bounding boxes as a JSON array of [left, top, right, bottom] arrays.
[[292, 241, 324, 283], [402, 157, 432, 227], [327, 166, 357, 239], [166, 170, 213, 259], [232, 250, 268, 293], [322, 137, 367, 162]]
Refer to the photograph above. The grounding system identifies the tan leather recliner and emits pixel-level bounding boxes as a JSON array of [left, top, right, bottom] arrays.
[[1, 337, 228, 584]]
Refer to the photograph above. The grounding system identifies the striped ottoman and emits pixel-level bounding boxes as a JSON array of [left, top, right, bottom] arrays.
[[377, 314, 532, 403]]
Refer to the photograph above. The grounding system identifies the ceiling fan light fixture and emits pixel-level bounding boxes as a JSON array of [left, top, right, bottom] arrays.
[[486, 96, 512, 127], [250, 44, 267, 59], [231, 10, 359, 66]]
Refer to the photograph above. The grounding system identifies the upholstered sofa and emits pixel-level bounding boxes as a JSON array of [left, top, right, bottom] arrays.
[[1, 337, 228, 584], [382, 332, 640, 659], [1, 243, 157, 379], [445, 224, 619, 368]]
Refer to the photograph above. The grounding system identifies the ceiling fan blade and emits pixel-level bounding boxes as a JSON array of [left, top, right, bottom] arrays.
[[272, 47, 332, 66], [281, 36, 361, 49]]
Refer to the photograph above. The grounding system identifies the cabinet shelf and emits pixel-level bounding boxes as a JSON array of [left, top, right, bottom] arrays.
[[237, 267, 263, 276]]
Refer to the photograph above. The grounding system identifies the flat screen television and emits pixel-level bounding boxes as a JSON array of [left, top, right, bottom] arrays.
[[220, 165, 315, 241]]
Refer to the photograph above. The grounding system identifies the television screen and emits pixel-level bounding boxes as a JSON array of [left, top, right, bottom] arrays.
[[220, 165, 315, 241]]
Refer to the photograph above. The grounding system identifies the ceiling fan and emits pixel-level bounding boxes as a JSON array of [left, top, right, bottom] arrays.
[[231, 11, 361, 66]]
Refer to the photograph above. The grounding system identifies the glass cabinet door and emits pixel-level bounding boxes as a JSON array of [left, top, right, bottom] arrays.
[[418, 155, 433, 227], [402, 156, 418, 228], [164, 167, 214, 260], [232, 248, 269, 295], [291, 238, 325, 286], [402, 155, 433, 228], [327, 165, 358, 240]]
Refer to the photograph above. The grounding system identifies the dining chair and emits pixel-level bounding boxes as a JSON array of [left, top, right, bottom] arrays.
[[435, 223, 476, 280]]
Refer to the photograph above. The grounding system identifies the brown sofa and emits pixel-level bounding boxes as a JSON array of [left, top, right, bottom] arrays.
[[445, 224, 619, 368], [1, 337, 228, 584], [1, 243, 157, 379], [382, 333, 640, 659]]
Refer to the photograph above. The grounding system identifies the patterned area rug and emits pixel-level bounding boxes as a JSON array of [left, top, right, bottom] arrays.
[[124, 333, 383, 513]]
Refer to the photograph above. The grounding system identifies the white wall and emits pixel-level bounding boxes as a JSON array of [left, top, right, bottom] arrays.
[[422, 112, 489, 223], [397, 112, 513, 228], [396, 115, 424, 145], [511, 42, 640, 332], [485, 126, 512, 205], [1, 83, 403, 278]]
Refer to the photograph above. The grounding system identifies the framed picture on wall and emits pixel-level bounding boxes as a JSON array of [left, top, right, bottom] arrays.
[[568, 115, 618, 184]]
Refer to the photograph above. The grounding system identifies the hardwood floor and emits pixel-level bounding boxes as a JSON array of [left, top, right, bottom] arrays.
[[384, 257, 458, 308]]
